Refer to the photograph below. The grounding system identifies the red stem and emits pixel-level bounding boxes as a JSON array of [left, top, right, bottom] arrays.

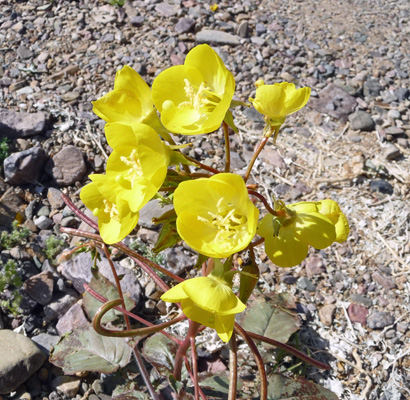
[[248, 190, 277, 216]]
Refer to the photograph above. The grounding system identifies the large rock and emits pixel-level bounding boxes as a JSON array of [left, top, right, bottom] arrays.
[[45, 145, 87, 186], [348, 111, 375, 131], [0, 186, 25, 228], [0, 109, 47, 139], [196, 30, 241, 46], [308, 84, 357, 122], [0, 330, 46, 394], [58, 252, 142, 303], [3, 147, 48, 185]]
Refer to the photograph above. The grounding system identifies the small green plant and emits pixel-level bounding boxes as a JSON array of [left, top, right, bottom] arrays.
[[45, 235, 67, 265], [109, 0, 125, 7], [0, 260, 23, 316], [129, 239, 165, 267], [0, 137, 10, 163], [0, 221, 31, 250]]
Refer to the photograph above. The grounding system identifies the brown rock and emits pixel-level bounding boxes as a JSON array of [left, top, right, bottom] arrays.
[[348, 303, 368, 326], [319, 304, 336, 327]]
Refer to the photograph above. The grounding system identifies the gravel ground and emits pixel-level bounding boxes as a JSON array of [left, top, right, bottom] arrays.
[[0, 0, 409, 399]]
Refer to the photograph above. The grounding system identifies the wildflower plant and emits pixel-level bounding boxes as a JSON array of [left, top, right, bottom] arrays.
[[52, 44, 349, 399]]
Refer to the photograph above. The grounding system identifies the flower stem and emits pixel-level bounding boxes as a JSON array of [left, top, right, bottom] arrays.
[[190, 336, 199, 400], [174, 320, 200, 381], [223, 121, 230, 172], [183, 154, 221, 174], [234, 323, 267, 400], [248, 190, 277, 215], [228, 332, 238, 400], [245, 331, 330, 370]]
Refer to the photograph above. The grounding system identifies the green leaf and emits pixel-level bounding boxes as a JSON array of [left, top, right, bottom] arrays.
[[223, 109, 238, 133], [152, 209, 181, 253], [83, 274, 135, 324], [238, 259, 260, 304], [196, 373, 242, 399], [49, 326, 132, 374], [267, 374, 338, 400], [141, 333, 187, 380], [240, 292, 300, 347]]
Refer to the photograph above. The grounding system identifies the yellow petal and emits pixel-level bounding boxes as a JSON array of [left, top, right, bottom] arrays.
[[214, 314, 235, 342], [317, 199, 350, 242], [160, 282, 189, 303]]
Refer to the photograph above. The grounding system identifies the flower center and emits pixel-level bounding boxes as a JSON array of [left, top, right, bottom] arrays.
[[119, 149, 144, 188], [93, 199, 120, 222], [181, 79, 222, 115], [198, 198, 247, 244]]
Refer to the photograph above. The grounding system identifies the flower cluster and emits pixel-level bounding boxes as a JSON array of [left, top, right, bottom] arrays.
[[81, 44, 349, 342]]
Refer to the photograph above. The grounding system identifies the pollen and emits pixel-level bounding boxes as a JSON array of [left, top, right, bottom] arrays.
[[102, 199, 120, 221], [120, 149, 144, 188]]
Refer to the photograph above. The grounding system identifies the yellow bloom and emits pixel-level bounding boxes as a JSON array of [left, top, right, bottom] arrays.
[[173, 173, 259, 258], [92, 65, 165, 135], [80, 175, 139, 244], [257, 202, 336, 268], [249, 81, 311, 127], [161, 276, 245, 342], [152, 44, 235, 135], [316, 199, 350, 242], [104, 122, 169, 213]]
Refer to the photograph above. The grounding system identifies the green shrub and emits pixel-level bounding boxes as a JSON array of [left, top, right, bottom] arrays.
[[0, 260, 23, 316], [0, 221, 31, 250]]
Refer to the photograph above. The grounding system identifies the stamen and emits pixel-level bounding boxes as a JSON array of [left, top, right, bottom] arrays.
[[119, 149, 144, 188]]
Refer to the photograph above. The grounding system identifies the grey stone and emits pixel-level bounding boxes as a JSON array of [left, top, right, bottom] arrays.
[[130, 15, 144, 27], [164, 246, 196, 276], [196, 30, 240, 46], [363, 79, 381, 97], [50, 376, 81, 398], [58, 252, 142, 303], [370, 180, 393, 195], [44, 145, 87, 186], [155, 2, 178, 16], [33, 215, 53, 230], [309, 84, 357, 122], [393, 88, 409, 101], [4, 147, 48, 185], [0, 109, 47, 139], [139, 199, 173, 229], [297, 277, 317, 292], [351, 294, 372, 307], [47, 188, 65, 209], [56, 302, 90, 335], [23, 271, 54, 305], [387, 109, 401, 119], [348, 111, 375, 131], [237, 21, 249, 38], [0, 330, 46, 394], [367, 311, 394, 329], [43, 290, 79, 322], [372, 271, 396, 290], [31, 333, 59, 356], [17, 45, 32, 60], [383, 144, 402, 160], [175, 17, 195, 34]]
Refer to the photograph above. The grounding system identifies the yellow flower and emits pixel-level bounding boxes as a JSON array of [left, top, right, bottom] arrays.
[[257, 202, 336, 268], [104, 122, 169, 213], [152, 44, 235, 135], [316, 199, 350, 242], [161, 276, 245, 342], [173, 173, 259, 258], [80, 175, 139, 244], [249, 81, 311, 127], [92, 65, 165, 135]]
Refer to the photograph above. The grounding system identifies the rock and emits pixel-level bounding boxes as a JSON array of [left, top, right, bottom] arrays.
[[33, 215, 53, 230], [56, 302, 90, 335], [31, 333, 59, 356], [47, 188, 65, 209], [164, 246, 196, 276], [237, 21, 249, 38], [17, 45, 32, 60], [367, 311, 395, 329], [319, 304, 336, 326], [370, 179, 394, 195], [23, 271, 54, 305], [50, 376, 81, 398], [3, 147, 48, 185], [45, 146, 87, 186], [155, 2, 178, 16], [309, 84, 357, 122], [175, 17, 195, 34], [387, 109, 401, 119], [348, 111, 375, 131], [43, 290, 79, 322], [0, 189, 24, 228], [130, 15, 144, 27], [393, 88, 409, 101], [260, 147, 286, 171], [363, 79, 381, 97], [348, 303, 369, 326], [0, 109, 47, 139], [383, 144, 402, 160], [0, 330, 46, 394], [297, 277, 317, 292], [196, 30, 241, 46], [372, 271, 396, 290], [58, 252, 142, 303], [305, 255, 326, 277], [350, 294, 372, 307], [138, 199, 173, 229]]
